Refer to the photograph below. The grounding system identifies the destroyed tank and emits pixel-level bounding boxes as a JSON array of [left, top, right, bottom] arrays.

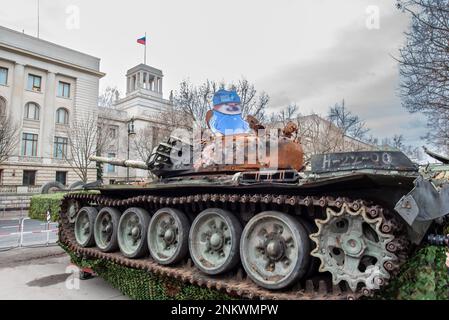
[[59, 121, 449, 300]]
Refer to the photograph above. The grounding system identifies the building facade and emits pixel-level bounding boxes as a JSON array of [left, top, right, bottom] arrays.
[[100, 63, 173, 184], [0, 26, 105, 187]]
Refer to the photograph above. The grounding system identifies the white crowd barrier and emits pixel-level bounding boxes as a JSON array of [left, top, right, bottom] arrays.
[[0, 218, 58, 250]]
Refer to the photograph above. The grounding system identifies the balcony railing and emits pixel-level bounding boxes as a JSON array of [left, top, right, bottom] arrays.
[[0, 185, 42, 194]]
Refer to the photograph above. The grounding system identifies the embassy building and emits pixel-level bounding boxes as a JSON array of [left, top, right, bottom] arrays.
[[0, 25, 173, 190]]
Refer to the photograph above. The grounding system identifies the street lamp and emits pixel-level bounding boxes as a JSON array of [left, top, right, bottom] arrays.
[[127, 117, 136, 182]]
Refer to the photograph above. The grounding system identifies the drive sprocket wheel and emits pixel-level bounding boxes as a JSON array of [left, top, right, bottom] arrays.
[[310, 204, 397, 293]]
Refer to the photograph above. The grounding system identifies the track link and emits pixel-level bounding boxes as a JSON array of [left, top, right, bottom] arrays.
[[59, 192, 407, 300]]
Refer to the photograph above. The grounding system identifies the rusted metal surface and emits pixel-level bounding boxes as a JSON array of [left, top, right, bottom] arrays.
[[59, 192, 408, 300], [93, 131, 305, 178]]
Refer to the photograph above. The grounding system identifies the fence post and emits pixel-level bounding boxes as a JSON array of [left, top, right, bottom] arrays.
[[46, 207, 51, 246], [19, 218, 24, 247]]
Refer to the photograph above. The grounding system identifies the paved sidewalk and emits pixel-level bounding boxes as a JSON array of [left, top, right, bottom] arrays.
[[0, 247, 129, 300]]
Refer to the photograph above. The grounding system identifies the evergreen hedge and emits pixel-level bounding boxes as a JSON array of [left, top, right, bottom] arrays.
[[29, 191, 98, 222], [29, 193, 66, 222]]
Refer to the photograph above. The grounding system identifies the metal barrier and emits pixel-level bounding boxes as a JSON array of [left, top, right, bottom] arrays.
[[0, 217, 58, 251], [0, 195, 30, 219]]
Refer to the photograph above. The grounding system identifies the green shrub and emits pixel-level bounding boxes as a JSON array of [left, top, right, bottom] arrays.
[[29, 193, 66, 222], [29, 191, 99, 222], [377, 245, 449, 300]]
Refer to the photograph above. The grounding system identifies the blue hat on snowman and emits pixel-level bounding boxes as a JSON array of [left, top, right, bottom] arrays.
[[213, 89, 241, 106]]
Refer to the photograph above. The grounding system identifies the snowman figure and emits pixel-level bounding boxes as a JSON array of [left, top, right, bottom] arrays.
[[207, 89, 250, 135]]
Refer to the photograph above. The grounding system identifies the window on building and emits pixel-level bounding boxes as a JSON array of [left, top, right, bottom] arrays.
[[27, 74, 42, 92], [109, 179, 116, 185], [0, 67, 8, 85], [22, 170, 36, 186], [54, 136, 68, 159], [0, 97, 6, 116], [55, 171, 67, 186], [56, 108, 69, 124], [107, 153, 116, 173], [21, 133, 38, 156], [109, 126, 117, 139], [58, 81, 70, 98], [24, 102, 40, 120], [152, 127, 160, 148]]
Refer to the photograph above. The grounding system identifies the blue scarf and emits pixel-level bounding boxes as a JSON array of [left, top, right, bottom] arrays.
[[210, 110, 250, 135]]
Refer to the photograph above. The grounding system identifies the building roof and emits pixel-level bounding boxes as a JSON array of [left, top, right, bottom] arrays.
[[0, 25, 105, 77], [126, 64, 163, 77]]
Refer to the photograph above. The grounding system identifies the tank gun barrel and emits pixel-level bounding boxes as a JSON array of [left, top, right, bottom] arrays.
[[90, 156, 149, 170]]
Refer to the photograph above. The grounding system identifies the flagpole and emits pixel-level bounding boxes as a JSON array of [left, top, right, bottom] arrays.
[[144, 32, 147, 65], [37, 0, 40, 38]]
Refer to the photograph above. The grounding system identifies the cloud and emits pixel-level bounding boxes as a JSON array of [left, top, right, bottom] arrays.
[[257, 8, 428, 145]]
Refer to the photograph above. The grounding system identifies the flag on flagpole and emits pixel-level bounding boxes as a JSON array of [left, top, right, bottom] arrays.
[[137, 36, 146, 45], [138, 33, 148, 64]]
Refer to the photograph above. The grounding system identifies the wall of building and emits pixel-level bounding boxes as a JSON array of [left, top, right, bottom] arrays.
[[0, 26, 104, 187], [98, 63, 173, 184]]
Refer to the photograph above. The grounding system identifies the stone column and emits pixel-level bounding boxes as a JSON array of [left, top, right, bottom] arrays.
[[159, 77, 163, 94], [10, 63, 24, 123], [145, 73, 150, 90], [41, 71, 56, 160], [126, 76, 130, 94]]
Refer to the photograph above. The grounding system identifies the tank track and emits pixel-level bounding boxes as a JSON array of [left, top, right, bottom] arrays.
[[59, 192, 408, 300]]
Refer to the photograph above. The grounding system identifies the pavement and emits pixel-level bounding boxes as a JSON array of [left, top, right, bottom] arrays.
[[0, 209, 129, 300], [0, 210, 28, 221], [0, 246, 129, 300]]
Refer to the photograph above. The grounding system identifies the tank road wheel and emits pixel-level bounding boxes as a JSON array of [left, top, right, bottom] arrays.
[[118, 207, 151, 258], [148, 208, 190, 265], [74, 207, 97, 247], [94, 207, 121, 252], [240, 211, 311, 290], [189, 208, 242, 275], [310, 204, 397, 292], [67, 200, 80, 224]]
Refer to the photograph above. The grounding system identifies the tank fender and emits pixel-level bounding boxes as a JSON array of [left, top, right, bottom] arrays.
[[395, 176, 449, 241]]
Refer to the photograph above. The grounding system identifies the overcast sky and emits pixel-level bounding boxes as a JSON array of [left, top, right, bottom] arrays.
[[0, 0, 428, 147]]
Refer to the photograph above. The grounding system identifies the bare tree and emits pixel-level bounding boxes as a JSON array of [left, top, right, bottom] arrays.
[[0, 113, 18, 164], [296, 114, 342, 159], [157, 102, 194, 134], [172, 78, 270, 128], [61, 111, 113, 182], [267, 111, 369, 161], [273, 104, 299, 126], [173, 79, 217, 128], [380, 134, 405, 150], [98, 86, 121, 108], [327, 99, 370, 140], [396, 0, 449, 152], [133, 124, 158, 162], [234, 78, 270, 121]]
